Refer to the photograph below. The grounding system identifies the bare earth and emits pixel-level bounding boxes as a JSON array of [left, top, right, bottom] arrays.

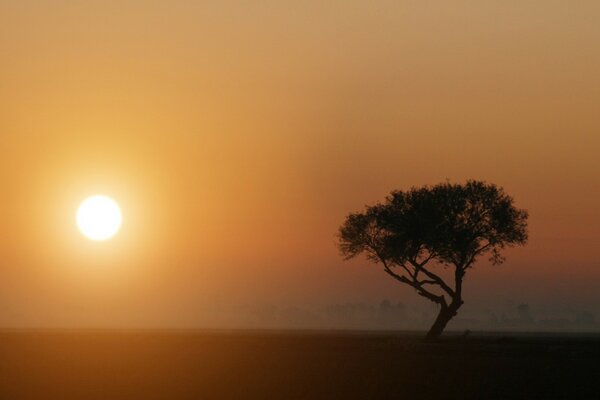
[[0, 331, 598, 399]]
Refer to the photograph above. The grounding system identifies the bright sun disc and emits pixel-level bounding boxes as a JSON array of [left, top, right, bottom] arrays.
[[76, 195, 122, 241]]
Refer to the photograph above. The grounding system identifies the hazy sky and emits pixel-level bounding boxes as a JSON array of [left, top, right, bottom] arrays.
[[1, 1, 599, 328]]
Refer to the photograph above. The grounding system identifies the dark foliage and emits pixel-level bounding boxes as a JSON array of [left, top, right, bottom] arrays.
[[338, 181, 528, 338]]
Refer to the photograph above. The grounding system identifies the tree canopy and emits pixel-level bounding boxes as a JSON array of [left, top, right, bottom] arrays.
[[338, 180, 528, 338]]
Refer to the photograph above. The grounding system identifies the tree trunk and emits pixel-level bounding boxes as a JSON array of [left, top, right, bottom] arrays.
[[425, 301, 462, 340]]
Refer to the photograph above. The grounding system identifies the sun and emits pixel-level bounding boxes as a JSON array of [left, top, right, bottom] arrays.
[[76, 195, 122, 241]]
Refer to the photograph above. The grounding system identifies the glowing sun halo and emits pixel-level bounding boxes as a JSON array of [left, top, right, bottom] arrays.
[[76, 195, 122, 241]]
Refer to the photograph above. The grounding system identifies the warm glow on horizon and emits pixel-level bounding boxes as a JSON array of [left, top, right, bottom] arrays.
[[76, 195, 122, 241]]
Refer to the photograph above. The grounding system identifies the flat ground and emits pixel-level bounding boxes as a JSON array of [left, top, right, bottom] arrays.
[[0, 331, 599, 399]]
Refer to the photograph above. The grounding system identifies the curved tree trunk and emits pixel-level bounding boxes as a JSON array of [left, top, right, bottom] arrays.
[[425, 300, 463, 340]]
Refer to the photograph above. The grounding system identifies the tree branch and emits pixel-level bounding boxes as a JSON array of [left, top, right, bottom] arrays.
[[463, 241, 493, 270], [408, 260, 455, 297], [382, 264, 447, 307]]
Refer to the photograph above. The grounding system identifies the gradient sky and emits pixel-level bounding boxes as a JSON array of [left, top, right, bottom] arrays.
[[1, 1, 599, 328]]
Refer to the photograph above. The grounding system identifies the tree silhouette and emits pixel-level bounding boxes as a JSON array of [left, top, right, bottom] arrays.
[[338, 181, 528, 339]]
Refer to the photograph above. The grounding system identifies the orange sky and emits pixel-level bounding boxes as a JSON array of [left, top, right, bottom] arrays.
[[1, 1, 599, 327]]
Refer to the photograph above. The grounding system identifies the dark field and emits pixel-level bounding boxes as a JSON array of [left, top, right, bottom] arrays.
[[1, 331, 599, 399]]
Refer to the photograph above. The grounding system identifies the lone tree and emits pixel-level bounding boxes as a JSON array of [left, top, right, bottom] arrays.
[[338, 181, 528, 339]]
